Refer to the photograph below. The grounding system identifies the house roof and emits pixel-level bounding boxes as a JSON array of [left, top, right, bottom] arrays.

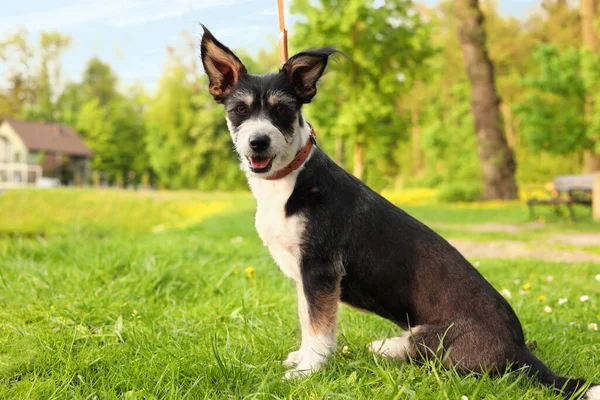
[[3, 119, 93, 157]]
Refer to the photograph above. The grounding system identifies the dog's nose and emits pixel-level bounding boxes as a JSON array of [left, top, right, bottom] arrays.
[[249, 135, 270, 152]]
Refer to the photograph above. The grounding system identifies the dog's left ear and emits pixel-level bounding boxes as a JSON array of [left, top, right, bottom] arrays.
[[200, 25, 247, 103], [282, 47, 338, 103]]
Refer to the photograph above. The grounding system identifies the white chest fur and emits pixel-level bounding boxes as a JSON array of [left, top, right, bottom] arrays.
[[248, 172, 305, 282]]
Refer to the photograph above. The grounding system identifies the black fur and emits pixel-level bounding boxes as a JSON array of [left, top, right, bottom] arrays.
[[288, 147, 595, 398]]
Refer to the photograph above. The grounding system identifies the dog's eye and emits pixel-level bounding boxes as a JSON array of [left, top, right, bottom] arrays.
[[235, 105, 248, 115], [276, 106, 286, 115]]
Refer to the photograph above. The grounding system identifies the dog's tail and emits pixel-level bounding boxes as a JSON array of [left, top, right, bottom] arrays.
[[517, 350, 599, 399]]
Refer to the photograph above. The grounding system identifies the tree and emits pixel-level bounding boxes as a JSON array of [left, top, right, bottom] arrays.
[[580, 0, 600, 172], [455, 0, 518, 200], [145, 60, 244, 190], [290, 0, 432, 185]]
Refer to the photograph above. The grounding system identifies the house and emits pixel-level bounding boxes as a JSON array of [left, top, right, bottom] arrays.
[[0, 119, 93, 188]]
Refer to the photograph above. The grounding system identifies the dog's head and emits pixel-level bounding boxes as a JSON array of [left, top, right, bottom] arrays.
[[200, 26, 336, 178]]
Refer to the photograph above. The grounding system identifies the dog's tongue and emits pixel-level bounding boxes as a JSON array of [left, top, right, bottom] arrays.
[[250, 157, 270, 169]]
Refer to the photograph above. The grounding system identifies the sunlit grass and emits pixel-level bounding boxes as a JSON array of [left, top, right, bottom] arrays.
[[0, 189, 598, 399]]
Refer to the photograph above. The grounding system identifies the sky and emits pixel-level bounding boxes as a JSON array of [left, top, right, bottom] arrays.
[[0, 0, 542, 92]]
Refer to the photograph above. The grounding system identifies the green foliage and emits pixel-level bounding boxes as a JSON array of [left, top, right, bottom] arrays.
[[516, 44, 600, 155], [437, 181, 482, 203], [291, 0, 433, 188], [145, 62, 245, 190]]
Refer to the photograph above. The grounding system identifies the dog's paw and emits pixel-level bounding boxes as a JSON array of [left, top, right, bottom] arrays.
[[282, 350, 304, 368], [282, 355, 325, 380], [368, 336, 410, 359]]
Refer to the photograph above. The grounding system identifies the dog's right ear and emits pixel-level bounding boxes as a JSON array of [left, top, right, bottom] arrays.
[[200, 25, 247, 103]]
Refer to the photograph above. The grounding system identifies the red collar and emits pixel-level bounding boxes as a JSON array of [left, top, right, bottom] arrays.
[[266, 126, 316, 181]]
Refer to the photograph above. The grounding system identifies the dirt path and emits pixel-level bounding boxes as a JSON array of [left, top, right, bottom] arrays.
[[443, 223, 600, 263], [449, 239, 600, 263]]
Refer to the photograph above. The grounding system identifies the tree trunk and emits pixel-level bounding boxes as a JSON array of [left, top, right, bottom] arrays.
[[581, 0, 600, 172], [411, 101, 423, 174], [455, 0, 519, 200], [334, 134, 344, 165], [353, 140, 364, 181]]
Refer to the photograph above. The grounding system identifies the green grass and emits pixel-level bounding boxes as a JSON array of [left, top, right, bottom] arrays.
[[0, 189, 598, 399]]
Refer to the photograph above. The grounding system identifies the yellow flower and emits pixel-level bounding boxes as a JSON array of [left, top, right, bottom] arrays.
[[523, 283, 532, 291], [245, 267, 255, 278], [538, 295, 546, 301]]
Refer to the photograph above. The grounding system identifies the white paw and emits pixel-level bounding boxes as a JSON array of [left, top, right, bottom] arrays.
[[282, 350, 304, 368], [368, 336, 410, 359], [283, 359, 322, 380]]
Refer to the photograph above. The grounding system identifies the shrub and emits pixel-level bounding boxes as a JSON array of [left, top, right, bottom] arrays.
[[437, 182, 482, 203]]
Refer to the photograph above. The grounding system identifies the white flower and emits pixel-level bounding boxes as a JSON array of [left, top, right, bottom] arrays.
[[545, 275, 554, 282], [595, 274, 600, 282], [461, 396, 469, 400], [513, 279, 521, 285], [558, 298, 568, 305], [580, 295, 590, 302], [544, 306, 552, 313], [501, 289, 512, 299], [474, 261, 480, 267], [588, 323, 598, 331], [342, 345, 349, 354], [519, 289, 526, 296]]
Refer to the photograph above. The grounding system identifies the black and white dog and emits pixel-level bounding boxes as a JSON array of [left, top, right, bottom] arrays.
[[200, 26, 599, 398]]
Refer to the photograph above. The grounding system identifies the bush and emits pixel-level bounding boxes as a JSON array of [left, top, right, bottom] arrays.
[[437, 182, 482, 203]]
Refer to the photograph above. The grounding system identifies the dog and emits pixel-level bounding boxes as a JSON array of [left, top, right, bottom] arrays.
[[199, 26, 599, 398]]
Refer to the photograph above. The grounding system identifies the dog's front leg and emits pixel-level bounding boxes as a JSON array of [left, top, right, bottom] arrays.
[[284, 266, 340, 379]]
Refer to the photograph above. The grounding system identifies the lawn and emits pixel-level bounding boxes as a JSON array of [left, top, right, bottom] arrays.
[[0, 189, 598, 399]]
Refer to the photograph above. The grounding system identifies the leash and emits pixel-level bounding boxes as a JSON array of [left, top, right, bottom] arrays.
[[268, 0, 316, 181], [277, 0, 288, 64]]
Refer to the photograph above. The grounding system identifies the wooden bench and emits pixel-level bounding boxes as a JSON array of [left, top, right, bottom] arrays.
[[527, 174, 594, 221]]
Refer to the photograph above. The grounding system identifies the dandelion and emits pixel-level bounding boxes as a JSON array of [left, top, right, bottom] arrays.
[[580, 295, 590, 302], [558, 298, 568, 305], [523, 283, 532, 291], [538, 295, 546, 301], [544, 306, 552, 313], [513, 279, 521, 285], [342, 345, 349, 354], [545, 276, 554, 282], [588, 323, 598, 331], [245, 267, 255, 278], [501, 289, 512, 299]]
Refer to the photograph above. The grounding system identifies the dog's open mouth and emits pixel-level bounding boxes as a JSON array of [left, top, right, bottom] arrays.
[[248, 156, 274, 173]]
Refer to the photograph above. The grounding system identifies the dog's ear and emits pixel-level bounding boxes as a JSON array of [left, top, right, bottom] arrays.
[[200, 25, 247, 103], [282, 47, 338, 103]]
